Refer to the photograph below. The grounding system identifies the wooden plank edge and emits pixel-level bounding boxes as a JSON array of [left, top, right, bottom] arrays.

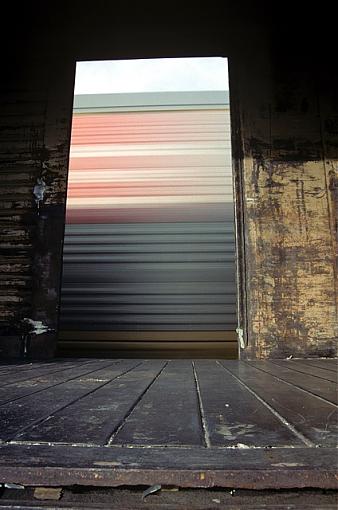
[[0, 445, 337, 490]]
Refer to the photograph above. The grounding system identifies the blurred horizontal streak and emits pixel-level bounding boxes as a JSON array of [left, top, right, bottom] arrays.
[[57, 341, 238, 360], [70, 141, 230, 153], [66, 206, 234, 223], [64, 223, 235, 235], [60, 93, 237, 354], [69, 171, 233, 182], [61, 281, 236, 294], [67, 195, 233, 205], [58, 330, 237, 341], [69, 154, 231, 170]]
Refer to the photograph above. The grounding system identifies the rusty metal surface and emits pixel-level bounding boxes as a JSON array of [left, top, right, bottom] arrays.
[[0, 487, 337, 510], [0, 489, 337, 510], [0, 443, 337, 490]]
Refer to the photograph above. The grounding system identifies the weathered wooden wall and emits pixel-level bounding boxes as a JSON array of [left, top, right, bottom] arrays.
[[240, 79, 337, 358], [0, 2, 336, 359], [0, 56, 75, 357], [239, 22, 338, 358]]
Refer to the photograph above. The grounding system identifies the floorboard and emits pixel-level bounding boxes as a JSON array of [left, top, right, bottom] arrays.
[[193, 360, 302, 447], [0, 360, 93, 387], [112, 360, 203, 446], [0, 358, 336, 490], [298, 359, 338, 372], [0, 360, 124, 442], [250, 360, 337, 404], [220, 361, 338, 447], [0, 360, 123, 406], [19, 360, 165, 445], [272, 359, 337, 383]]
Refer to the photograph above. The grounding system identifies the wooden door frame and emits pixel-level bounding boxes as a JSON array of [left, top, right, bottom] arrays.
[[227, 56, 249, 357]]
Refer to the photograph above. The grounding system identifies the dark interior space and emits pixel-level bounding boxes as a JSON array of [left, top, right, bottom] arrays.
[[0, 1, 337, 504]]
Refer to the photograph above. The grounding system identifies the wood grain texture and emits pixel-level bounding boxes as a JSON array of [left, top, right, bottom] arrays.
[[250, 360, 337, 404], [18, 360, 164, 444], [0, 360, 121, 405], [0, 359, 336, 490], [272, 359, 337, 383], [0, 360, 127, 441], [297, 359, 338, 373], [0, 443, 336, 489], [237, 66, 337, 359], [220, 361, 338, 447], [193, 360, 303, 447], [112, 360, 203, 446]]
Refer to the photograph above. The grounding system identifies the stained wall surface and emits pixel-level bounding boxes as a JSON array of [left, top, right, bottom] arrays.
[[0, 2, 336, 359]]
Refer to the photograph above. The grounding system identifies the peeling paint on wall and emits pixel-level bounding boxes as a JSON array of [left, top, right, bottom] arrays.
[[22, 318, 51, 335], [33, 178, 46, 209], [243, 154, 337, 359]]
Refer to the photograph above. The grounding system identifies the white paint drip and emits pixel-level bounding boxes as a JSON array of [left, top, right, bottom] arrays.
[[33, 178, 46, 209], [236, 327, 245, 349], [272, 462, 305, 467], [22, 318, 50, 335], [228, 443, 251, 449]]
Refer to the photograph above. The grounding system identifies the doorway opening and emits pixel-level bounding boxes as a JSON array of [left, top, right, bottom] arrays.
[[58, 57, 238, 358]]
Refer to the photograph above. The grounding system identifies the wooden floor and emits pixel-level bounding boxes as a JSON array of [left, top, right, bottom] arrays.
[[0, 358, 337, 490]]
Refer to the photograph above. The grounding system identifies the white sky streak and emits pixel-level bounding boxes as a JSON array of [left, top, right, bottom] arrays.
[[74, 58, 229, 95]]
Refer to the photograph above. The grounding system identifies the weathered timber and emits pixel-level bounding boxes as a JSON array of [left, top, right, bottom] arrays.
[[0, 443, 336, 489], [297, 359, 338, 373], [0, 359, 336, 490], [0, 360, 89, 386], [112, 360, 203, 446], [0, 360, 135, 441], [18, 360, 165, 444], [0, 360, 121, 405], [250, 360, 337, 404], [193, 360, 303, 447], [271, 359, 337, 383], [220, 361, 338, 446]]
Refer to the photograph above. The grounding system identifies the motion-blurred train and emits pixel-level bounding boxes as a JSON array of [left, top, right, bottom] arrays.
[[58, 91, 237, 358]]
